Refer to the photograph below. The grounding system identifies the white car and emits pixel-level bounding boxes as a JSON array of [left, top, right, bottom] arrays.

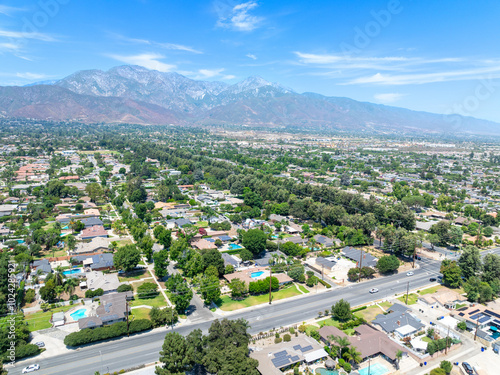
[[406, 272, 414, 276], [22, 364, 40, 373], [369, 288, 379, 294]]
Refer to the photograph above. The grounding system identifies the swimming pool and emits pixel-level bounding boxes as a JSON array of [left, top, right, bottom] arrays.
[[359, 363, 390, 375], [70, 309, 88, 321], [251, 271, 265, 278], [315, 368, 339, 375], [228, 244, 243, 250], [63, 268, 82, 276]]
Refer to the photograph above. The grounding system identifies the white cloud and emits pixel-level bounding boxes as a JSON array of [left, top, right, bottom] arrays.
[[0, 29, 55, 42], [222, 75, 236, 80], [180, 68, 235, 80], [198, 68, 225, 78], [109, 33, 202, 54], [107, 53, 176, 72], [216, 1, 264, 31], [344, 66, 500, 85], [246, 53, 257, 60], [0, 42, 20, 51], [16, 72, 49, 80], [374, 93, 406, 103], [0, 5, 25, 16]]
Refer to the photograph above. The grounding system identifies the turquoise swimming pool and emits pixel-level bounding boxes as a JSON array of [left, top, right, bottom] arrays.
[[250, 271, 265, 278], [315, 368, 339, 375], [228, 244, 243, 250], [63, 268, 82, 276], [359, 363, 390, 375], [70, 309, 88, 320]]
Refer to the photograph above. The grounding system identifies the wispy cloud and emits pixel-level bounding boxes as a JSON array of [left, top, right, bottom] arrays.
[[107, 53, 176, 72], [0, 29, 56, 42], [344, 66, 500, 85], [0, 5, 25, 16], [216, 1, 264, 32], [110, 33, 202, 54], [295, 50, 500, 85], [374, 93, 406, 103], [246, 53, 257, 60], [0, 42, 20, 51], [181, 68, 235, 80], [16, 72, 50, 80]]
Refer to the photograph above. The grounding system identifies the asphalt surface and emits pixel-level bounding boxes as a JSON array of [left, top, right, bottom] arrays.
[[10, 247, 500, 375]]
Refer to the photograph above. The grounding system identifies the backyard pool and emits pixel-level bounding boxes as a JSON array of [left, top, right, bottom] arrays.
[[70, 309, 88, 321], [63, 268, 82, 276], [315, 368, 339, 375], [250, 271, 265, 278], [359, 363, 390, 375], [228, 244, 243, 250]]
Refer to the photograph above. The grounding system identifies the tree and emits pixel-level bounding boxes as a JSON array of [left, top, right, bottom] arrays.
[[171, 282, 192, 313], [114, 244, 141, 272], [448, 226, 463, 247], [66, 235, 76, 250], [39, 279, 56, 301], [239, 248, 254, 261], [440, 260, 462, 288], [427, 233, 440, 250], [202, 249, 225, 277], [376, 255, 400, 274], [344, 346, 362, 365], [85, 182, 104, 203], [150, 307, 178, 328], [200, 276, 221, 305], [229, 278, 248, 298], [242, 229, 267, 256], [137, 282, 159, 299], [156, 332, 191, 375], [430, 369, 446, 375], [430, 221, 451, 246], [395, 349, 403, 370], [287, 265, 305, 281], [153, 249, 169, 280], [458, 245, 482, 280], [332, 299, 352, 321], [482, 253, 500, 284]]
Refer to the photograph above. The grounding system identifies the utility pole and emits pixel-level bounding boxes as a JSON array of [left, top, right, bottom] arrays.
[[445, 326, 450, 354], [269, 267, 272, 305], [322, 264, 324, 281], [412, 246, 416, 269], [126, 299, 129, 336], [358, 249, 363, 283], [474, 316, 480, 341], [405, 282, 410, 305]]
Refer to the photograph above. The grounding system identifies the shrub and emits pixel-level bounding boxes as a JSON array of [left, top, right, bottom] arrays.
[[15, 344, 40, 360], [117, 284, 133, 293], [351, 306, 367, 313], [343, 362, 351, 373], [85, 288, 104, 298], [289, 327, 295, 334], [136, 282, 159, 299], [283, 334, 291, 342], [318, 279, 331, 288], [456, 321, 467, 331], [310, 330, 320, 341], [274, 337, 282, 344]]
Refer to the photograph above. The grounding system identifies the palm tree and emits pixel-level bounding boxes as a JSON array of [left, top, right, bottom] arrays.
[[64, 278, 79, 296], [53, 266, 65, 286], [331, 335, 351, 359], [395, 349, 403, 370], [344, 346, 362, 365]]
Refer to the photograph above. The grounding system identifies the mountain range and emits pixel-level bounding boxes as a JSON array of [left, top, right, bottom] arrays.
[[0, 65, 498, 135]]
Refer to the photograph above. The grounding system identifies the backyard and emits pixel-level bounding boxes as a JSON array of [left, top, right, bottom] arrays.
[[24, 305, 75, 331]]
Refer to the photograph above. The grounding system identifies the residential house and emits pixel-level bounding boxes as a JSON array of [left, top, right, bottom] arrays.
[[341, 247, 378, 268], [0, 204, 17, 217], [78, 293, 129, 330], [80, 225, 108, 240], [74, 253, 114, 271], [69, 237, 109, 256], [85, 271, 121, 294], [372, 303, 424, 337], [418, 289, 467, 309]]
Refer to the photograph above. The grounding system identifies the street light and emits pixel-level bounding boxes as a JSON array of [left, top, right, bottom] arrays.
[[99, 350, 103, 374]]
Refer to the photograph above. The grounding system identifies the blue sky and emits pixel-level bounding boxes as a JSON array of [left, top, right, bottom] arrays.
[[1, 0, 500, 122]]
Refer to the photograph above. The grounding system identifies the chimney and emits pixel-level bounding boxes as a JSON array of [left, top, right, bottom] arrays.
[[397, 320, 401, 326]]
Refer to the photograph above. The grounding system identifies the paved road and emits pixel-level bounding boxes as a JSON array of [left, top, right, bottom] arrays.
[[9, 256, 445, 375]]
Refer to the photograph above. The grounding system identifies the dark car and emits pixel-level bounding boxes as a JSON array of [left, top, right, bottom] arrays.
[[429, 277, 437, 282], [462, 362, 473, 375]]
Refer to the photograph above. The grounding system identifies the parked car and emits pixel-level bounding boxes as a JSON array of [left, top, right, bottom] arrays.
[[462, 362, 474, 375], [34, 341, 45, 348], [369, 288, 379, 294], [429, 277, 437, 282], [22, 364, 40, 373], [416, 256, 422, 260], [406, 272, 414, 276]]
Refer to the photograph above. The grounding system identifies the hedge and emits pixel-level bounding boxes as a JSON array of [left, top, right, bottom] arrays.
[[318, 279, 331, 288], [63, 319, 152, 347], [351, 306, 367, 313], [14, 344, 41, 360]]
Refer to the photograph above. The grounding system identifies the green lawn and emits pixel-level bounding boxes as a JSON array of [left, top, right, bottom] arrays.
[[397, 293, 419, 305], [305, 324, 319, 335], [318, 318, 341, 328], [195, 221, 209, 227], [131, 307, 151, 321], [421, 336, 433, 343], [297, 284, 310, 294], [217, 285, 302, 311], [419, 285, 443, 295], [129, 294, 167, 309], [118, 269, 149, 282], [25, 305, 75, 332], [115, 239, 133, 247]]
